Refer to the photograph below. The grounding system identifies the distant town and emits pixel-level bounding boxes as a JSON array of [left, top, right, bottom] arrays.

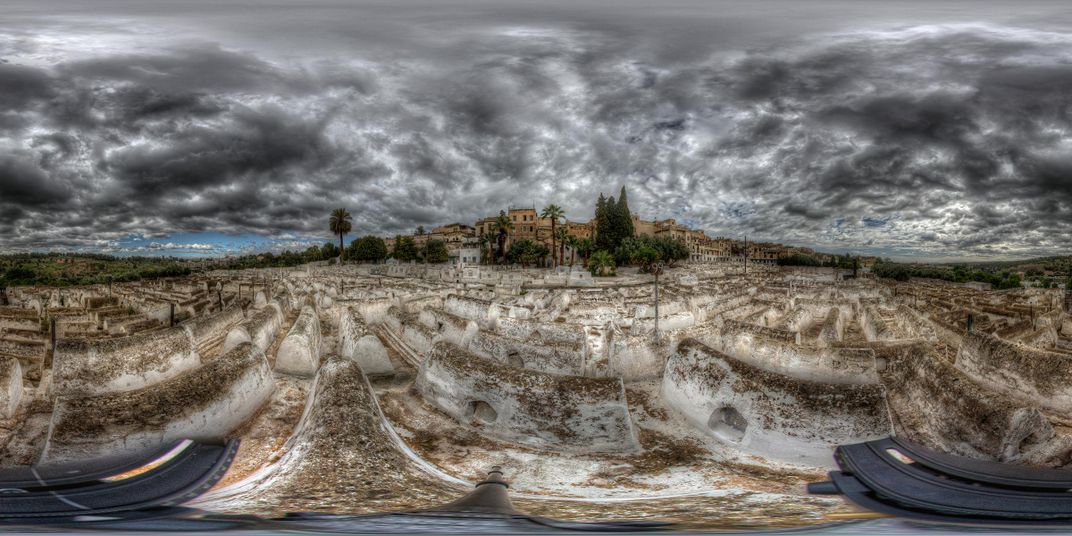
[[387, 208, 875, 268]]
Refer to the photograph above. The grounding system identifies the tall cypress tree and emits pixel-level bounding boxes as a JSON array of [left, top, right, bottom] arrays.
[[595, 193, 609, 251], [603, 195, 616, 251], [617, 186, 635, 239]]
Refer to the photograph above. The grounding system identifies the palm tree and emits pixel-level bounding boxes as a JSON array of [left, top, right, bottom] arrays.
[[329, 208, 352, 265], [589, 250, 616, 277], [577, 238, 594, 268], [477, 233, 492, 265], [540, 204, 565, 268], [555, 226, 569, 268], [493, 210, 513, 265], [565, 235, 578, 267]]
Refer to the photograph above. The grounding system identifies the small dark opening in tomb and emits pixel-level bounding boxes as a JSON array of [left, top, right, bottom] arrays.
[[466, 400, 498, 424], [708, 406, 747, 442], [506, 351, 523, 369]]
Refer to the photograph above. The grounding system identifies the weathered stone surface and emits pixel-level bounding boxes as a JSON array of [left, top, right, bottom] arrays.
[[198, 355, 458, 514], [417, 342, 639, 453], [42, 342, 273, 462], [468, 330, 584, 375], [339, 308, 394, 375], [880, 342, 1071, 465], [663, 339, 891, 466], [183, 306, 245, 354], [223, 305, 282, 353], [275, 306, 321, 377], [0, 357, 22, 418], [419, 307, 478, 348], [956, 332, 1072, 416], [714, 329, 878, 384], [52, 326, 200, 398], [444, 294, 498, 328]]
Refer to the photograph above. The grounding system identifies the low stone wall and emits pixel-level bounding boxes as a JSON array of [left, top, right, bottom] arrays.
[[1, 357, 22, 418], [880, 341, 1069, 465], [605, 329, 662, 381], [182, 306, 245, 355], [444, 294, 498, 328], [275, 305, 321, 377], [721, 319, 796, 344], [779, 306, 816, 332], [417, 342, 639, 453], [349, 297, 394, 325], [52, 326, 201, 398], [816, 308, 843, 346], [662, 339, 890, 466], [401, 321, 438, 356], [43, 342, 274, 462], [467, 330, 584, 376], [339, 307, 393, 375], [419, 308, 478, 348], [0, 338, 44, 369], [495, 317, 586, 345], [956, 332, 1072, 416], [715, 330, 878, 384], [223, 304, 282, 353], [860, 305, 893, 342], [383, 305, 404, 334], [631, 311, 696, 336]]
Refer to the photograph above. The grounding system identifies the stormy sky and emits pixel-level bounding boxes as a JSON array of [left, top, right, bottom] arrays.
[[1, 0, 1071, 260]]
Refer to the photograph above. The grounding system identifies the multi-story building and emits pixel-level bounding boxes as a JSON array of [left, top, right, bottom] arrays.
[[565, 221, 592, 240], [428, 223, 475, 248]]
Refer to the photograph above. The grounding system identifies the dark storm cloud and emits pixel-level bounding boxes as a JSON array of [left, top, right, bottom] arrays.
[[105, 104, 335, 195], [0, 151, 71, 206], [0, 63, 52, 110], [1, 2, 1072, 258]]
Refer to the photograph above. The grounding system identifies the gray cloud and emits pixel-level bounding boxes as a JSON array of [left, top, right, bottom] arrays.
[[0, 2, 1071, 259]]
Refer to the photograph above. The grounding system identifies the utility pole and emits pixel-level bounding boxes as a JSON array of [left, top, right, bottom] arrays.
[[743, 235, 748, 276], [652, 262, 664, 344]]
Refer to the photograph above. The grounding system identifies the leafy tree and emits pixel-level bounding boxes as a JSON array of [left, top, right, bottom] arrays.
[[321, 242, 338, 260], [392, 236, 418, 262], [655, 236, 689, 266], [303, 245, 322, 262], [416, 225, 426, 236], [349, 235, 388, 263], [614, 235, 688, 268], [541, 204, 565, 267], [631, 245, 659, 272], [532, 242, 550, 267], [493, 210, 513, 265], [873, 260, 911, 281], [588, 250, 616, 277], [423, 239, 449, 264], [777, 253, 822, 267], [329, 208, 352, 265], [2, 266, 37, 286], [507, 238, 537, 267]]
